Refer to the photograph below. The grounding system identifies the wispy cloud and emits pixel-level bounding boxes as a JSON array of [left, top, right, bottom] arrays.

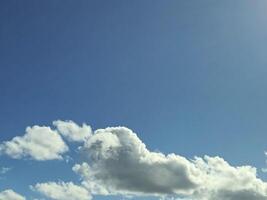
[[0, 167, 11, 175]]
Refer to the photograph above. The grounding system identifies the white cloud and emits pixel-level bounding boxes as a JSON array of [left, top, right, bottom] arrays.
[[2, 121, 267, 200], [0, 125, 68, 161], [192, 156, 267, 200], [73, 126, 267, 200], [33, 181, 92, 200], [53, 120, 92, 142], [0, 189, 25, 200]]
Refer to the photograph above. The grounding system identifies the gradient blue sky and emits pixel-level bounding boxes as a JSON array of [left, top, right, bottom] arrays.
[[1, 1, 267, 199]]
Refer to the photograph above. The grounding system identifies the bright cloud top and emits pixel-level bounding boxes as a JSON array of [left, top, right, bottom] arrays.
[[33, 181, 92, 200], [0, 126, 68, 161], [74, 126, 267, 200], [0, 189, 25, 200], [1, 121, 267, 200], [0, 120, 92, 161], [53, 120, 92, 142]]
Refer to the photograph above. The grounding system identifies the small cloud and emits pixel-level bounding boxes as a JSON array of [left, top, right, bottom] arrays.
[[53, 120, 92, 142], [64, 155, 73, 163], [0, 167, 11, 174], [0, 126, 69, 161], [32, 181, 92, 200], [0, 189, 25, 200]]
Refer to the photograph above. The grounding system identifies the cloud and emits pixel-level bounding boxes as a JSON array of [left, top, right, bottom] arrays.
[[1, 121, 267, 200], [0, 167, 11, 174], [72, 126, 267, 200], [33, 181, 92, 200], [0, 125, 68, 161], [75, 127, 200, 197], [192, 156, 267, 200], [53, 120, 92, 142], [0, 189, 25, 200]]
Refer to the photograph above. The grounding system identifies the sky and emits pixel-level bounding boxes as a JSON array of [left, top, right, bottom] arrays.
[[1, 0, 267, 200]]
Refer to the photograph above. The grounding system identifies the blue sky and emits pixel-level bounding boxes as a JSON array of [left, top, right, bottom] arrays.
[[1, 1, 267, 200]]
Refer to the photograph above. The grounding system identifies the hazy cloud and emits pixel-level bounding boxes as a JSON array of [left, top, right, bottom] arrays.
[[0, 167, 11, 174]]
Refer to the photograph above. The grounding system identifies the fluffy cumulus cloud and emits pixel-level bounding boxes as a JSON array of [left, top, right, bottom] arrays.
[[72, 126, 267, 200], [0, 189, 25, 200], [192, 156, 267, 200], [0, 126, 68, 161], [53, 120, 92, 142], [74, 127, 200, 197], [33, 181, 92, 200], [1, 120, 267, 200]]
